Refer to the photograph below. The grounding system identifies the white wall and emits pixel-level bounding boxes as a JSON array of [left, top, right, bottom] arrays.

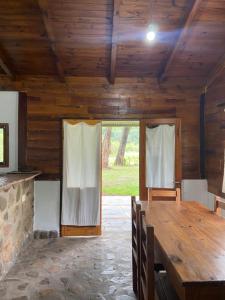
[[34, 181, 61, 232], [182, 179, 208, 204], [0, 92, 18, 173], [182, 179, 218, 212], [207, 192, 216, 211]]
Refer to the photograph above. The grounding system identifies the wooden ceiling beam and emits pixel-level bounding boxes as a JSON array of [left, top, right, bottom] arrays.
[[206, 53, 225, 89], [37, 0, 65, 82], [109, 0, 120, 84], [0, 47, 15, 79], [159, 0, 202, 82]]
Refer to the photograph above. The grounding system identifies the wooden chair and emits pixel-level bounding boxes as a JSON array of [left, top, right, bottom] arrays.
[[139, 210, 155, 300], [131, 195, 141, 296], [155, 271, 180, 300], [214, 196, 225, 216], [139, 210, 179, 300], [131, 196, 164, 298], [147, 187, 181, 275], [148, 187, 181, 203]]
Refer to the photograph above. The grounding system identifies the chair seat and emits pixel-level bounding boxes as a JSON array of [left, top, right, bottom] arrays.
[[155, 271, 179, 300]]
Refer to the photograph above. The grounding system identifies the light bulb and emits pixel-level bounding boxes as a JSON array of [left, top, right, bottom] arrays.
[[146, 31, 156, 42]]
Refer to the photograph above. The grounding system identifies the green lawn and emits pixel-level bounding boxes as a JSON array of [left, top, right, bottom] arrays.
[[102, 165, 139, 196], [0, 129, 3, 163]]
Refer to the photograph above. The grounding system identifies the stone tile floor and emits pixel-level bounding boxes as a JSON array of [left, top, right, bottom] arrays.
[[102, 196, 134, 232], [0, 196, 137, 300]]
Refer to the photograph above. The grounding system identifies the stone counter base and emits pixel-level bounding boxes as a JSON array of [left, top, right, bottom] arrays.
[[0, 180, 34, 280]]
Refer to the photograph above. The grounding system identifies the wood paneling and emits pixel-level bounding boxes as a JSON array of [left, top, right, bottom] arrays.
[[205, 70, 225, 195], [38, 0, 65, 81], [0, 75, 201, 180], [0, 45, 15, 78], [0, 1, 56, 76], [0, 0, 224, 84], [159, 0, 202, 81], [109, 0, 120, 84], [0, 0, 224, 194], [207, 52, 225, 88], [47, 0, 112, 77], [164, 0, 225, 84]]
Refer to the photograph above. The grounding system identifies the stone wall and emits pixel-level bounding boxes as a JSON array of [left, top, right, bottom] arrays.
[[0, 180, 34, 280]]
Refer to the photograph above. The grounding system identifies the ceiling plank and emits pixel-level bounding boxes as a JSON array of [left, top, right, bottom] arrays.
[[206, 53, 225, 88], [159, 0, 202, 82], [109, 0, 120, 84], [37, 0, 65, 82], [0, 46, 15, 79]]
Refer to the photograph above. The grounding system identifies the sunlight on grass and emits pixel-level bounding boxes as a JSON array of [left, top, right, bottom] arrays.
[[102, 166, 139, 196], [102, 126, 139, 196], [0, 129, 3, 162]]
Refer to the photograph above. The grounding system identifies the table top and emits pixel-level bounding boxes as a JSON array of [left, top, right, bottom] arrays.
[[142, 200, 225, 286], [0, 172, 41, 191]]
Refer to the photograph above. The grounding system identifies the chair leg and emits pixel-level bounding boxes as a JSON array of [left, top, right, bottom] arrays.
[[154, 263, 165, 273], [132, 255, 138, 295]]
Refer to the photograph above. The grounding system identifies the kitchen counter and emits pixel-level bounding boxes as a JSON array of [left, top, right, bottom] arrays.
[[0, 171, 41, 279], [0, 172, 41, 191]]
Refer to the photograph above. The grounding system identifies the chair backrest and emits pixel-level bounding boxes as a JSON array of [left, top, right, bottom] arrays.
[[139, 210, 155, 300], [148, 187, 181, 203], [131, 196, 141, 296], [214, 196, 225, 216]]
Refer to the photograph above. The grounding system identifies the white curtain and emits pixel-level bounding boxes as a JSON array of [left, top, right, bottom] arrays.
[[146, 125, 175, 189], [62, 121, 101, 226]]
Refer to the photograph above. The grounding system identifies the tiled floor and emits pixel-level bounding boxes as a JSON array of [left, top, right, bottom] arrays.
[[102, 196, 133, 232], [0, 196, 136, 300]]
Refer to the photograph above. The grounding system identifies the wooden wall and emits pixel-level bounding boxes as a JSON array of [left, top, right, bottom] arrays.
[[205, 71, 225, 195], [0, 75, 201, 180]]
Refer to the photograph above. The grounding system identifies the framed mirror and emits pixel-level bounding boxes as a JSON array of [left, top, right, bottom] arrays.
[[0, 123, 9, 167]]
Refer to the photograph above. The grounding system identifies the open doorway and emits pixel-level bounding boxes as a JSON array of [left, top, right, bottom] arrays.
[[101, 120, 140, 232], [61, 118, 180, 236]]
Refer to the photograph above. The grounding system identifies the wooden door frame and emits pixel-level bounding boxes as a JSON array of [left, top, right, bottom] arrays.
[[60, 119, 102, 237], [139, 118, 182, 200]]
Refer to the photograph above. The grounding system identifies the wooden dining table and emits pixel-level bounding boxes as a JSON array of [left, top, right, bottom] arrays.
[[141, 200, 225, 300]]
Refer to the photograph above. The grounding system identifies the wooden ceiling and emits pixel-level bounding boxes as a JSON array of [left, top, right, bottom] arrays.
[[0, 0, 225, 86]]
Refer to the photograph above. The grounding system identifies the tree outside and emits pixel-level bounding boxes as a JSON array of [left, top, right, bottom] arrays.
[[102, 126, 139, 196], [114, 127, 130, 166], [102, 127, 112, 168]]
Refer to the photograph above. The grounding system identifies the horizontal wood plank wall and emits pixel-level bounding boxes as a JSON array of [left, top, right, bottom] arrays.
[[0, 76, 200, 180], [205, 71, 225, 195]]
